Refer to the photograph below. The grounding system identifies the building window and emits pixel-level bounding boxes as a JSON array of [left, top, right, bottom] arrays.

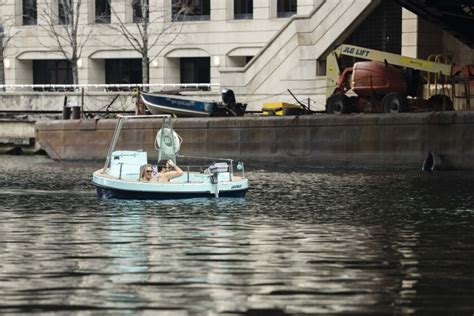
[[277, 0, 296, 18], [172, 0, 210, 21], [22, 0, 37, 25], [33, 60, 73, 90], [96, 0, 111, 24], [234, 0, 253, 20], [133, 0, 149, 23], [105, 59, 143, 87], [180, 57, 210, 86], [58, 0, 71, 25]]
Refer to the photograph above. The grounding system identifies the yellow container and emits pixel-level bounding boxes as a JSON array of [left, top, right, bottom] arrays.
[[262, 102, 304, 116]]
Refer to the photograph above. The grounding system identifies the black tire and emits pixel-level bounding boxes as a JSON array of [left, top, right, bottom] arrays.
[[326, 94, 353, 114], [382, 93, 408, 113], [429, 94, 454, 111]]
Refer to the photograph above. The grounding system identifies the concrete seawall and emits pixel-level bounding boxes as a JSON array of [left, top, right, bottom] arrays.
[[0, 120, 37, 154], [35, 112, 474, 170]]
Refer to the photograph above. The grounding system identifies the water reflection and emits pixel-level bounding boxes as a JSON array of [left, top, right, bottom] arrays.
[[0, 156, 473, 314]]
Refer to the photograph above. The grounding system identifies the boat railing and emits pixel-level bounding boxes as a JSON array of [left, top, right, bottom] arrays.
[[111, 161, 244, 183], [177, 155, 245, 181]]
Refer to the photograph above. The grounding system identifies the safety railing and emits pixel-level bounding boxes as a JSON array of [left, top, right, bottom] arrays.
[[0, 83, 219, 92], [425, 54, 453, 98]]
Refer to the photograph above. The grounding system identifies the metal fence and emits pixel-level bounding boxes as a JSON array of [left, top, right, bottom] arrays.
[[0, 83, 218, 92]]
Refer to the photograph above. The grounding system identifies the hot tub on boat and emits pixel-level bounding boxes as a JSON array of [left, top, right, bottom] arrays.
[[92, 115, 248, 200]]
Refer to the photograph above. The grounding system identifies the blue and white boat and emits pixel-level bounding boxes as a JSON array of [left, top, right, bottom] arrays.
[[141, 89, 246, 117], [92, 115, 248, 200], [141, 93, 217, 117]]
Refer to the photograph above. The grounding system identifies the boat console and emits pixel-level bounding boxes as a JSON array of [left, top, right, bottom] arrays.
[[109, 150, 147, 180]]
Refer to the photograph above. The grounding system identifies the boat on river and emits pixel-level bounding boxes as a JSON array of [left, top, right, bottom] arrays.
[[141, 89, 246, 117], [92, 115, 248, 200]]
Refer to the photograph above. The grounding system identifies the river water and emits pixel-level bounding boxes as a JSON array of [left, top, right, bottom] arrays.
[[0, 156, 472, 315]]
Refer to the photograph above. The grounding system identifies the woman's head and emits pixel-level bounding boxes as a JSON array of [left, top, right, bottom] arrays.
[[140, 164, 153, 180]]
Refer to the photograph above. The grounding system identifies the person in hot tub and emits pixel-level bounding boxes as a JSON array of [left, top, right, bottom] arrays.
[[140, 164, 157, 182], [157, 159, 183, 183]]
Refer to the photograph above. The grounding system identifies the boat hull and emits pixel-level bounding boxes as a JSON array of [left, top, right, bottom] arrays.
[[92, 170, 248, 200], [141, 92, 216, 117], [95, 185, 247, 200]]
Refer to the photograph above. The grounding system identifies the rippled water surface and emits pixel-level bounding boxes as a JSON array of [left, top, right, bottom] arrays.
[[0, 156, 473, 315]]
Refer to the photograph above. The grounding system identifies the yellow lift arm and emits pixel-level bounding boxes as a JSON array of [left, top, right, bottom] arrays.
[[326, 44, 453, 99]]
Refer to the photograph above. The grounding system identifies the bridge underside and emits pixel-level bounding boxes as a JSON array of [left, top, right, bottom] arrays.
[[396, 0, 474, 48]]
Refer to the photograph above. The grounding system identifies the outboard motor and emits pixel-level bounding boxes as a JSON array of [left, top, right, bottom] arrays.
[[222, 89, 236, 105], [213, 89, 246, 117]]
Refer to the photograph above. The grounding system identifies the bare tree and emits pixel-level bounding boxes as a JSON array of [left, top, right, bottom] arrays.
[[0, 15, 20, 89], [107, 0, 193, 87], [37, 0, 92, 85]]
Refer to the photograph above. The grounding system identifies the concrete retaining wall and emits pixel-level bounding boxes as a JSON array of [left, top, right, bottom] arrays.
[[0, 120, 37, 154], [35, 112, 474, 170]]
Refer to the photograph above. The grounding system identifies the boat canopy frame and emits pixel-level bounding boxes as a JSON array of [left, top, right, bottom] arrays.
[[101, 114, 245, 180], [103, 114, 173, 172]]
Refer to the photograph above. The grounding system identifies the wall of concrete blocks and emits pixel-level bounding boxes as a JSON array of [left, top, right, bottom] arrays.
[[35, 112, 474, 170]]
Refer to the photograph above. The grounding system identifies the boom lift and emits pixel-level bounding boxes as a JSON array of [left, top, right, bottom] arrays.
[[325, 44, 473, 114]]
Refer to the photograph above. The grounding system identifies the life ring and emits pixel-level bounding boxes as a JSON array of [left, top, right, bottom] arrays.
[[155, 128, 182, 155]]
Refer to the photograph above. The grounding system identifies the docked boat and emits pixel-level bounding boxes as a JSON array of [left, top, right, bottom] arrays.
[[141, 89, 246, 117], [92, 115, 248, 200]]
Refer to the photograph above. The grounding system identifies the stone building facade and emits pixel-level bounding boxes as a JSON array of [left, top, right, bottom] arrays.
[[0, 0, 472, 112]]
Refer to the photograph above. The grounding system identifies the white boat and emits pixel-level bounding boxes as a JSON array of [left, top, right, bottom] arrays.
[[92, 115, 248, 200]]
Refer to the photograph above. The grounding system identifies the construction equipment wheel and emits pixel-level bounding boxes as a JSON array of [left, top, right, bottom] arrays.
[[382, 93, 408, 113], [429, 94, 454, 111], [326, 94, 353, 114]]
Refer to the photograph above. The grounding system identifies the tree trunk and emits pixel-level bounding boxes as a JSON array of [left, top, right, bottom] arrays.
[[0, 40, 5, 90], [72, 62, 79, 86], [142, 56, 149, 88], [0, 60, 5, 91]]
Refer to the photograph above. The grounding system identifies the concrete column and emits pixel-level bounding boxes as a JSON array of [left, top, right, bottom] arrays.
[[14, 60, 32, 85], [109, 0, 129, 24], [164, 58, 180, 84], [254, 0, 271, 20], [401, 8, 417, 58], [88, 59, 105, 85], [402, 8, 445, 60], [211, 0, 226, 21]]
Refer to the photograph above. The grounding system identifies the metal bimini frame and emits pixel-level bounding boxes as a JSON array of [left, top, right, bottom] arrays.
[[101, 114, 246, 181], [102, 114, 172, 172]]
